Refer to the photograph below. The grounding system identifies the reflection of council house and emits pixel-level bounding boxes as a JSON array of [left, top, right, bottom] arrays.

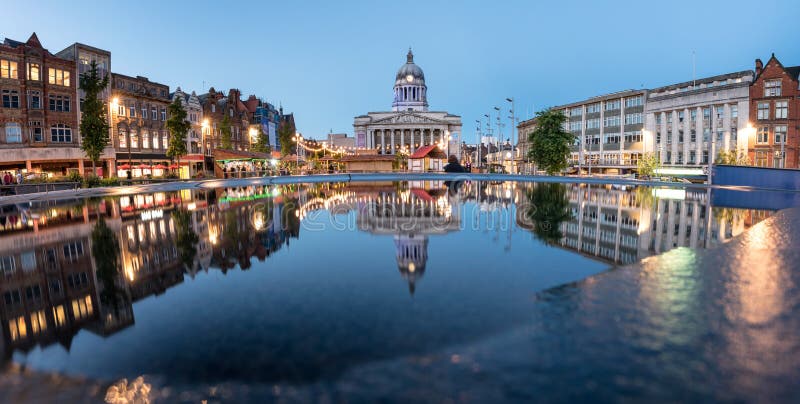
[[348, 184, 461, 294]]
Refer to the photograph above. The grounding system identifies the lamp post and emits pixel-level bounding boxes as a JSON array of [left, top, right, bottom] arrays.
[[292, 133, 303, 173], [110, 97, 119, 177], [201, 119, 209, 173], [506, 97, 515, 174]]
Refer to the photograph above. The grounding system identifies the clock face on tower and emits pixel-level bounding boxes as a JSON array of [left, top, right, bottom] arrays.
[[406, 74, 414, 83]]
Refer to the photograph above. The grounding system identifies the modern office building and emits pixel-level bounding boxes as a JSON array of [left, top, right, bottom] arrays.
[[554, 90, 647, 174], [644, 71, 753, 168]]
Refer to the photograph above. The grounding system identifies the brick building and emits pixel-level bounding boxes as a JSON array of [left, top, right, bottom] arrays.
[[110, 73, 171, 178], [198, 88, 252, 153], [748, 54, 800, 168], [0, 33, 110, 177]]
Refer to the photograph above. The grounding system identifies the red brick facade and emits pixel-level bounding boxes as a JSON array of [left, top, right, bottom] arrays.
[[748, 55, 800, 168], [0, 33, 83, 175], [199, 88, 252, 152]]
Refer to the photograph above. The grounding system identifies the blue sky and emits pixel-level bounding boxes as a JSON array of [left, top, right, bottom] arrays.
[[4, 0, 799, 142]]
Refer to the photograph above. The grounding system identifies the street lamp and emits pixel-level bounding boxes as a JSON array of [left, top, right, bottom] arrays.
[[292, 133, 303, 172], [506, 97, 516, 174], [201, 119, 209, 172]]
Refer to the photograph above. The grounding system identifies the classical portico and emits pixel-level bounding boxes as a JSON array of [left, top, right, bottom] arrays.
[[354, 49, 462, 157]]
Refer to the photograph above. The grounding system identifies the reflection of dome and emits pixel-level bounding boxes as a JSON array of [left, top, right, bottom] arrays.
[[392, 48, 428, 112], [394, 234, 428, 295]]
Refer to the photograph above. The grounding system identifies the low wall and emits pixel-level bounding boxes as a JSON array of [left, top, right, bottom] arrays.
[[713, 165, 800, 190]]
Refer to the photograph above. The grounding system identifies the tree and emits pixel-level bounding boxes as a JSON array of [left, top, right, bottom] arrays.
[[166, 97, 190, 173], [251, 125, 271, 154], [524, 183, 572, 243], [636, 152, 661, 178], [172, 209, 199, 270], [219, 114, 233, 150], [91, 215, 121, 305], [716, 149, 751, 166], [527, 109, 575, 175], [278, 122, 294, 156], [79, 60, 110, 177]]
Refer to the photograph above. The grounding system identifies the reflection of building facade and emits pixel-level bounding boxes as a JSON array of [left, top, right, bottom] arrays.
[[0, 202, 118, 359], [515, 183, 770, 265], [353, 50, 462, 158], [354, 184, 461, 294]]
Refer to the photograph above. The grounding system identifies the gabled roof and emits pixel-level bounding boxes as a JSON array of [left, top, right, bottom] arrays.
[[409, 145, 446, 159], [786, 66, 800, 80]]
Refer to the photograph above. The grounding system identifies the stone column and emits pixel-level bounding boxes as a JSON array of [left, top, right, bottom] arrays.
[[107, 159, 116, 178], [410, 129, 415, 152], [430, 129, 435, 145], [400, 129, 405, 152], [381, 129, 385, 154], [78, 159, 85, 175], [25, 160, 32, 171], [391, 129, 396, 154]]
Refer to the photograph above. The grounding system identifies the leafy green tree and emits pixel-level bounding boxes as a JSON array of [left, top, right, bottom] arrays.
[[636, 152, 661, 178], [219, 114, 233, 150], [528, 109, 575, 175], [79, 60, 110, 177], [278, 122, 295, 156], [251, 125, 271, 154], [524, 183, 572, 243], [166, 97, 190, 171]]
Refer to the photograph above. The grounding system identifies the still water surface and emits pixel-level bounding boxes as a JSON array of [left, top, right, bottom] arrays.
[[0, 180, 779, 401]]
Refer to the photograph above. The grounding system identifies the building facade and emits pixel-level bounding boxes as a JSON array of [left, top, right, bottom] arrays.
[[0, 33, 112, 176], [748, 55, 800, 168], [645, 71, 752, 168], [171, 87, 206, 176], [110, 73, 171, 177], [554, 90, 647, 174], [198, 88, 252, 153], [354, 49, 462, 158]]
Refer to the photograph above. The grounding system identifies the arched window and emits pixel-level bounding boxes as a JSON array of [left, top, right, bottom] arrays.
[[118, 129, 127, 148], [130, 130, 138, 148], [142, 131, 150, 149]]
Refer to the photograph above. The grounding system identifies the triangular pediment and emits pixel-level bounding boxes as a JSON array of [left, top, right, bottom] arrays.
[[372, 112, 449, 125]]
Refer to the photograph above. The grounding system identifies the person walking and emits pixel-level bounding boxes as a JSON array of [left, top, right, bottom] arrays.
[[15, 170, 23, 184]]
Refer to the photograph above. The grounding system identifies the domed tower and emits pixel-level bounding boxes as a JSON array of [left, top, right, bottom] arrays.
[[394, 234, 428, 295], [392, 48, 428, 112]]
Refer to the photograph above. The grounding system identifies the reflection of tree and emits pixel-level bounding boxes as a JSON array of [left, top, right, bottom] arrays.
[[634, 186, 656, 209], [524, 183, 572, 243], [173, 209, 199, 271], [91, 216, 121, 305]]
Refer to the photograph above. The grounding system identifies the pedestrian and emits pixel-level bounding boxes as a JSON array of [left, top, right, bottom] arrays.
[[222, 166, 228, 179], [443, 155, 466, 173], [15, 170, 22, 184]]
